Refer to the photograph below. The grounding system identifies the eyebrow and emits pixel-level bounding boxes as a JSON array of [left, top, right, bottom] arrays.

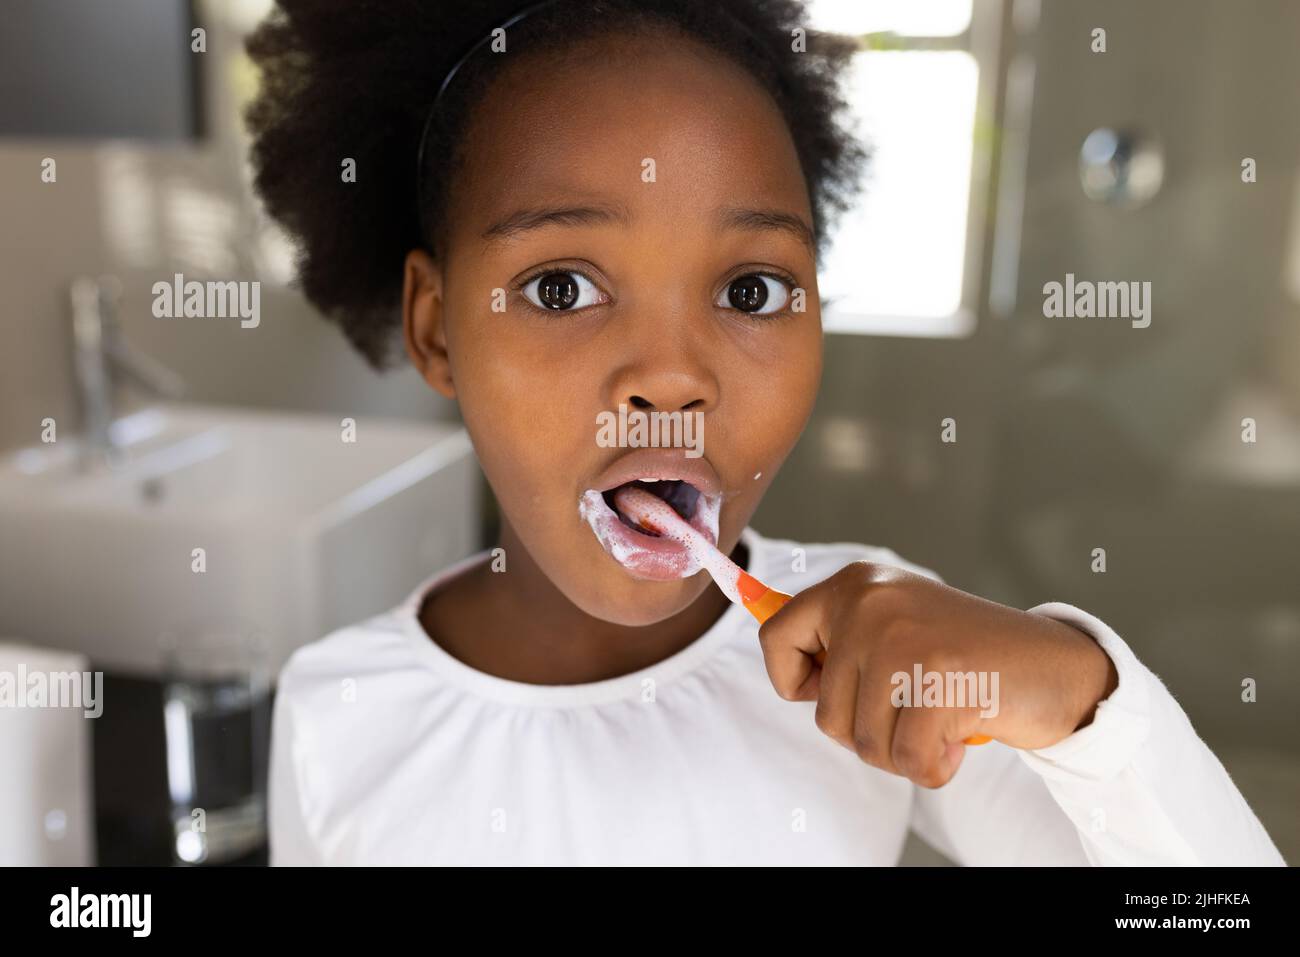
[[482, 203, 629, 246], [481, 201, 815, 253], [715, 205, 816, 253]]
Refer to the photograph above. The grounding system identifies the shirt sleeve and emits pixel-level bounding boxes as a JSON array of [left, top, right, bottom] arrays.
[[909, 602, 1286, 866], [268, 675, 326, 866]]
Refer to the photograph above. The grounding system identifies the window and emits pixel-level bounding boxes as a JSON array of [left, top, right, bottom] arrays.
[[809, 0, 992, 337]]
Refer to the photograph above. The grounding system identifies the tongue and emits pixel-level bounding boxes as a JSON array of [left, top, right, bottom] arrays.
[[614, 486, 698, 546], [607, 480, 697, 528]]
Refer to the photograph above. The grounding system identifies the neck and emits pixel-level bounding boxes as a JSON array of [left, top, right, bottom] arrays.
[[418, 518, 745, 684]]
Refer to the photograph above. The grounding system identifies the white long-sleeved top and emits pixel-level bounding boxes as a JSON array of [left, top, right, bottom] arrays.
[[268, 527, 1285, 866]]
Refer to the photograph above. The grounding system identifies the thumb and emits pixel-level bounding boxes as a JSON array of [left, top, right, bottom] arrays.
[[756, 586, 828, 701]]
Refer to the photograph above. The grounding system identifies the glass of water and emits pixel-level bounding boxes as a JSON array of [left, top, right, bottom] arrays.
[[159, 618, 271, 865]]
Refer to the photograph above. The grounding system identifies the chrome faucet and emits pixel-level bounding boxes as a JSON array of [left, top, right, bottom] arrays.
[[69, 275, 186, 470]]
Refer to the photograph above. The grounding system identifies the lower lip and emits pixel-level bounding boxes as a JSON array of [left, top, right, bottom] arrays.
[[579, 488, 720, 582]]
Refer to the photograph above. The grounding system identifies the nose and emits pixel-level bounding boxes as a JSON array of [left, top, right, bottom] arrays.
[[625, 381, 709, 414], [608, 318, 719, 416]]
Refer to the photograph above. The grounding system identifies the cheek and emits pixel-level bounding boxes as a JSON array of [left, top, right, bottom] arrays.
[[446, 317, 593, 515], [452, 316, 559, 433], [706, 322, 820, 539], [451, 305, 592, 411], [732, 322, 822, 458], [773, 341, 821, 428]]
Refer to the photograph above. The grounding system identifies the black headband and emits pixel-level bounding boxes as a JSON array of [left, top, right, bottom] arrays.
[[413, 0, 776, 251], [414, 0, 561, 248]]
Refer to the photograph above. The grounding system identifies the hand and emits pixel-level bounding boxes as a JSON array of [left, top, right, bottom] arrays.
[[757, 561, 1119, 787]]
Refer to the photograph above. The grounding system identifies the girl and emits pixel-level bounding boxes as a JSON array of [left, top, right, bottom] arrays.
[[245, 0, 1283, 865]]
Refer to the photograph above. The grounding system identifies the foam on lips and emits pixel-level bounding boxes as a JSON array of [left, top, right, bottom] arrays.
[[579, 477, 721, 579], [611, 484, 744, 603]]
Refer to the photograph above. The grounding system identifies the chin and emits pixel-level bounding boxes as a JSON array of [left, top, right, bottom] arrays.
[[566, 565, 713, 627]]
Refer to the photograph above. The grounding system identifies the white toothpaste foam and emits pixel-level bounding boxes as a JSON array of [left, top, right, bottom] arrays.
[[578, 487, 720, 579]]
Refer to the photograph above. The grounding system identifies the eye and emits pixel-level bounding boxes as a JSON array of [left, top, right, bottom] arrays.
[[520, 269, 605, 312], [716, 273, 792, 315]]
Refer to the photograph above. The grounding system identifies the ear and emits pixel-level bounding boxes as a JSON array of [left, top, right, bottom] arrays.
[[402, 248, 456, 399]]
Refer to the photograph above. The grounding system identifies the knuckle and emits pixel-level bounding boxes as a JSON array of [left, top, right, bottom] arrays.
[[891, 739, 924, 777], [915, 764, 952, 790], [842, 560, 876, 582], [848, 560, 903, 588], [925, 649, 960, 677], [842, 561, 885, 594], [813, 703, 835, 735], [814, 711, 852, 751], [761, 658, 799, 702], [771, 679, 800, 703], [852, 730, 880, 764], [851, 573, 911, 617], [877, 610, 916, 649]]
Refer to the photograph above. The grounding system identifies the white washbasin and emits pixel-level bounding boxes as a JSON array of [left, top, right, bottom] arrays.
[[0, 403, 479, 676]]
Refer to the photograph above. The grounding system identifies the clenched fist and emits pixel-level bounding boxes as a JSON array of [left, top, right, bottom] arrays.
[[758, 561, 1119, 788]]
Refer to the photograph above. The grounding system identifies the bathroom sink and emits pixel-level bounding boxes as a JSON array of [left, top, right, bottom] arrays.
[[0, 403, 479, 676]]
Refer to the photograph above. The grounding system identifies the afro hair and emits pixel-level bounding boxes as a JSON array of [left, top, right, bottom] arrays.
[[243, 0, 868, 368]]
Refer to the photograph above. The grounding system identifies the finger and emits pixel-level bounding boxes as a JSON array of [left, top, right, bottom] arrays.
[[756, 585, 830, 701], [788, 657, 822, 702], [811, 648, 860, 751], [852, 660, 903, 774], [892, 705, 975, 788]]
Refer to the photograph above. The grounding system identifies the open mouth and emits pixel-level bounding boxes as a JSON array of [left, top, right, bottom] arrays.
[[579, 462, 722, 580], [602, 479, 700, 537]]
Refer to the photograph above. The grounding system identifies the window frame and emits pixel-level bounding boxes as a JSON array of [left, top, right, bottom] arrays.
[[815, 0, 1013, 339]]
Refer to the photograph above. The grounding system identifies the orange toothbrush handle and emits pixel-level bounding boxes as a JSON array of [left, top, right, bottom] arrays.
[[744, 586, 991, 747], [742, 586, 793, 626]]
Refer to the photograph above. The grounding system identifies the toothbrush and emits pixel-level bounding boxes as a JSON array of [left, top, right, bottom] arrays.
[[613, 486, 993, 746]]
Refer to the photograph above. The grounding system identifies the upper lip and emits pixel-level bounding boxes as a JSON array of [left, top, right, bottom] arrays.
[[590, 447, 722, 497]]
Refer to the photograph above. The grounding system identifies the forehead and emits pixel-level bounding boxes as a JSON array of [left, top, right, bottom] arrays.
[[445, 29, 812, 250]]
